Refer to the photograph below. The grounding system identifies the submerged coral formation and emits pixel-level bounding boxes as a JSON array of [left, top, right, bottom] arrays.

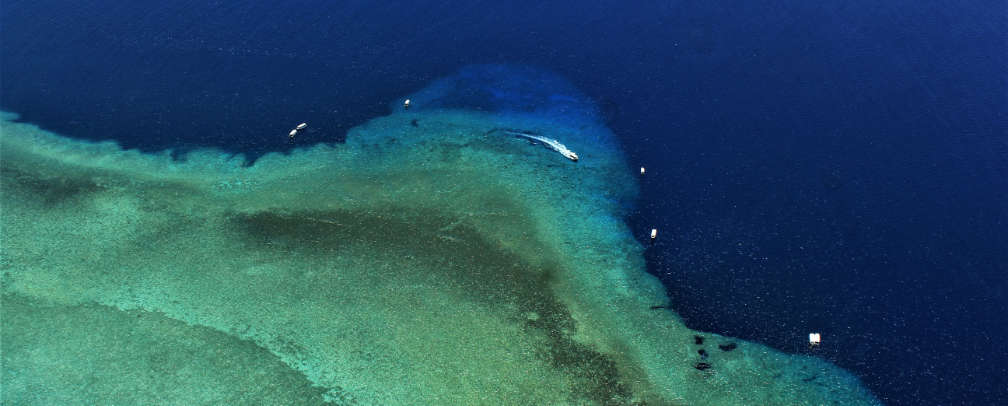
[[1, 66, 880, 405]]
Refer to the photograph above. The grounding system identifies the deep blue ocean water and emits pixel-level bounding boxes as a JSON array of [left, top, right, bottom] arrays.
[[2, 1, 1005, 404]]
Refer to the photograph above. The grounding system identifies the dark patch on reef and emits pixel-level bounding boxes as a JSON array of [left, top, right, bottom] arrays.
[[231, 208, 639, 404], [0, 163, 105, 206], [693, 335, 704, 345], [697, 349, 708, 358], [529, 307, 634, 404], [694, 362, 712, 371], [718, 342, 737, 352]]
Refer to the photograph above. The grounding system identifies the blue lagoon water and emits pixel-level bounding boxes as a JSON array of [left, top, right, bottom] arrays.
[[2, 1, 1005, 405]]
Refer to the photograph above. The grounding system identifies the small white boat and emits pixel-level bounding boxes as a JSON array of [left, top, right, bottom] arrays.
[[296, 123, 307, 130]]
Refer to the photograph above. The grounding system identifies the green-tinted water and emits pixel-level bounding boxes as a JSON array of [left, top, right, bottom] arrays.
[[1, 110, 879, 405]]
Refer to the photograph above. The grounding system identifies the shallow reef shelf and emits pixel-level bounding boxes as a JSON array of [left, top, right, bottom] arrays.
[[1, 69, 880, 405]]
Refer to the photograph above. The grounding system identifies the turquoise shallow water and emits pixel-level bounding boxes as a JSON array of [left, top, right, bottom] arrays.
[[1, 67, 881, 405]]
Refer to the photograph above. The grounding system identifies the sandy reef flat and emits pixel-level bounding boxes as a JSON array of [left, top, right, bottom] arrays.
[[1, 107, 881, 405]]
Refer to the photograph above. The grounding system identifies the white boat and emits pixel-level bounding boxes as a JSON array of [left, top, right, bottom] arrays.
[[497, 129, 579, 162]]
